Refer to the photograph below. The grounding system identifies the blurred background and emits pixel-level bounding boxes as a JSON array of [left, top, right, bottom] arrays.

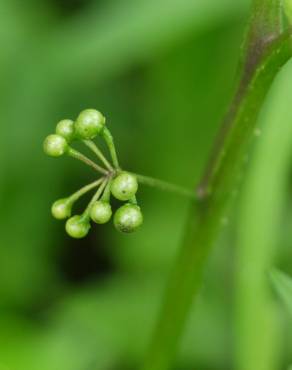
[[1, 0, 292, 369]]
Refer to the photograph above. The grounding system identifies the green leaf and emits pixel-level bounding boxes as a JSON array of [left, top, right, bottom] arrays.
[[284, 0, 292, 23], [234, 63, 292, 370], [45, 0, 249, 86], [270, 269, 292, 315]]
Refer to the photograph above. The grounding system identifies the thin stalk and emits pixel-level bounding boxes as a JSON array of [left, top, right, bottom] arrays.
[[83, 140, 113, 171], [133, 173, 196, 200], [102, 127, 120, 169], [83, 178, 108, 219], [142, 2, 292, 370], [67, 147, 108, 175], [129, 195, 138, 205], [101, 179, 112, 202], [68, 178, 105, 204]]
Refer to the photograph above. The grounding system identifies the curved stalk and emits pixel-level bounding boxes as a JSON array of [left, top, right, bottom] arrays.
[[82, 179, 108, 219], [102, 127, 120, 169], [68, 178, 105, 204], [142, 2, 292, 369], [67, 147, 108, 175], [101, 179, 112, 202], [83, 140, 113, 171]]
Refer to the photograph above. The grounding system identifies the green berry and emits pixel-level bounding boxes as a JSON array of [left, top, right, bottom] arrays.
[[51, 198, 72, 220], [114, 204, 143, 233], [111, 172, 138, 201], [56, 119, 75, 142], [65, 215, 91, 239], [90, 201, 112, 224], [43, 134, 68, 157], [75, 109, 105, 139]]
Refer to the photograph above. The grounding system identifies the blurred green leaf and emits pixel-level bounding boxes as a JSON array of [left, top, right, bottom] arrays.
[[271, 269, 292, 315], [0, 276, 229, 370], [234, 59, 292, 370], [47, 0, 249, 86]]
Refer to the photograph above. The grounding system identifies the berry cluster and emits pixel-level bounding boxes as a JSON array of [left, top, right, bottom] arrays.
[[43, 109, 143, 238]]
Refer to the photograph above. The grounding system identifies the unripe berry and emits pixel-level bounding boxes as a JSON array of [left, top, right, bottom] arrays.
[[65, 215, 91, 239], [111, 172, 138, 201], [114, 204, 143, 233], [56, 119, 75, 142], [90, 201, 112, 224], [51, 198, 72, 220], [43, 134, 68, 157], [75, 109, 105, 139]]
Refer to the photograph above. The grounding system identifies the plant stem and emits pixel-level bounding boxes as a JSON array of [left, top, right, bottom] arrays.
[[133, 173, 196, 200], [67, 147, 108, 175], [142, 2, 292, 370], [68, 178, 105, 204], [101, 179, 112, 202], [83, 178, 108, 218], [129, 195, 138, 205], [83, 140, 113, 171], [102, 127, 120, 169]]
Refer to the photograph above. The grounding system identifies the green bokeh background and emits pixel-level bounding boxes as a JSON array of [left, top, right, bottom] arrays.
[[1, 1, 292, 369]]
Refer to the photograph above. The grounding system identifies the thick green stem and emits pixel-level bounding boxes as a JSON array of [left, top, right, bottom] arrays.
[[248, 0, 282, 38], [142, 2, 292, 369]]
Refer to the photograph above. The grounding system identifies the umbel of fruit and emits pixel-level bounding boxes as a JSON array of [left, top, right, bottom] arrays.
[[43, 108, 145, 238]]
